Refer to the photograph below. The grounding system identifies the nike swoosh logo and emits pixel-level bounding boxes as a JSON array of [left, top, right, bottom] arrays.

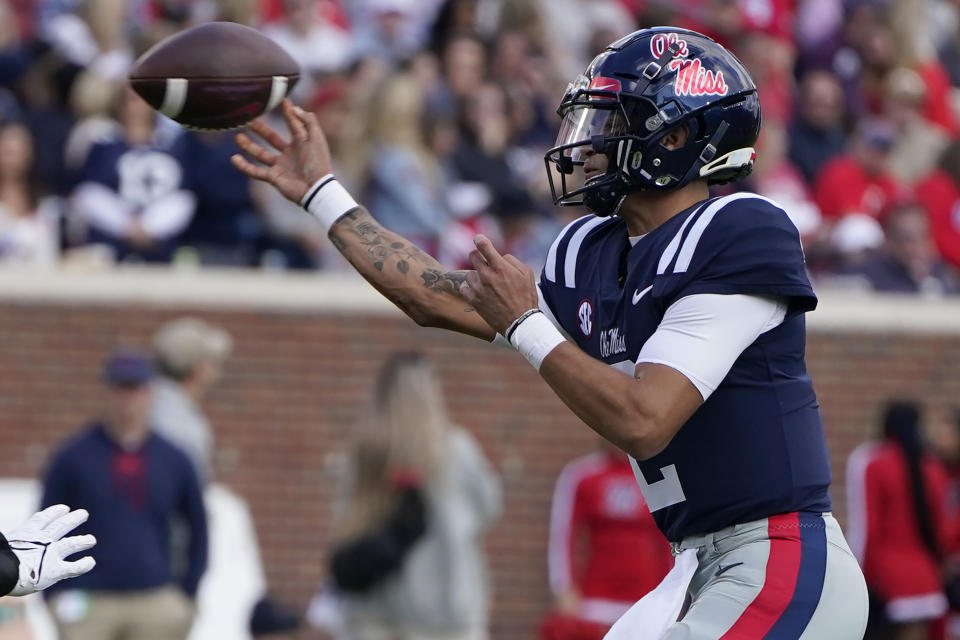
[[715, 562, 743, 577], [632, 285, 653, 305]]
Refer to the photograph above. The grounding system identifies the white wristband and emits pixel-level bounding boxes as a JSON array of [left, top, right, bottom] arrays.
[[301, 174, 360, 231], [508, 311, 566, 371]]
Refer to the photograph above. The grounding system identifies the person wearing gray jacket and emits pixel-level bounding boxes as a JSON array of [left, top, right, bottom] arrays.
[[327, 352, 502, 640]]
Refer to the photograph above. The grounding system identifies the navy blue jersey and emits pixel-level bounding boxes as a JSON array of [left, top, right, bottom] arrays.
[[82, 135, 188, 209], [539, 193, 832, 541]]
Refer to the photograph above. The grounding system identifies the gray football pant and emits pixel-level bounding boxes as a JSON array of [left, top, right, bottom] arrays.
[[661, 512, 868, 640]]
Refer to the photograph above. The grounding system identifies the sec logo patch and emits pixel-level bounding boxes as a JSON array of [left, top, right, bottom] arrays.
[[577, 299, 593, 336]]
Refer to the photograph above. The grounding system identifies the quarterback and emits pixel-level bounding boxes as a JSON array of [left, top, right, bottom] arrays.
[[233, 28, 869, 640]]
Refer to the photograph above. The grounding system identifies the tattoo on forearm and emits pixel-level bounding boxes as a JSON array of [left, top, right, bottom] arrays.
[[331, 208, 453, 284], [420, 269, 468, 293]]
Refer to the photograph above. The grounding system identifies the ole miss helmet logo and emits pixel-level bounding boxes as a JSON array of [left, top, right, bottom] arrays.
[[650, 33, 689, 59], [668, 58, 728, 97], [650, 32, 728, 98]]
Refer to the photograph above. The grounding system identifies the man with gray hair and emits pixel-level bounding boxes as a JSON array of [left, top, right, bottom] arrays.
[[150, 317, 233, 485]]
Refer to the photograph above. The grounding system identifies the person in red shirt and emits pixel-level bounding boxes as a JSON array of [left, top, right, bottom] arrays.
[[540, 440, 672, 640], [846, 400, 951, 640], [813, 118, 908, 223], [915, 142, 960, 272]]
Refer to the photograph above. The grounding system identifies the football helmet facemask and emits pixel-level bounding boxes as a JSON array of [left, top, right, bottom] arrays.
[[544, 27, 761, 216]]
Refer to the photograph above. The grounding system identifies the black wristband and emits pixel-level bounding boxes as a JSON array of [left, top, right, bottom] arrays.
[[0, 532, 19, 596], [505, 309, 542, 344]]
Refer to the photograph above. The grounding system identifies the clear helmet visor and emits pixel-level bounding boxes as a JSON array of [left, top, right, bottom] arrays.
[[545, 106, 629, 202], [554, 106, 630, 163]]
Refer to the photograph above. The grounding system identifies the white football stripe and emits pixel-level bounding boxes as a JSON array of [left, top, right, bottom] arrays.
[[657, 203, 702, 275], [544, 214, 592, 283], [266, 75, 289, 112], [673, 193, 755, 273], [159, 78, 189, 119], [564, 216, 606, 287]]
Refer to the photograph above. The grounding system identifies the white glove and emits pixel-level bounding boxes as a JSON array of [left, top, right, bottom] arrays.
[[6, 504, 97, 596]]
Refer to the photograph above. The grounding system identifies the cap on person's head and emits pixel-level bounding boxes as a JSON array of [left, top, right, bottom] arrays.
[[103, 348, 155, 387], [152, 317, 233, 380]]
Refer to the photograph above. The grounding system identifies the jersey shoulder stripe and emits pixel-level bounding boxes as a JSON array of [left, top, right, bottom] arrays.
[[564, 216, 608, 288], [672, 193, 792, 274], [657, 201, 710, 275], [544, 214, 595, 284]]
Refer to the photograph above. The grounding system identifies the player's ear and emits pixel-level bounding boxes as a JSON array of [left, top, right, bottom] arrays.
[[661, 124, 690, 150]]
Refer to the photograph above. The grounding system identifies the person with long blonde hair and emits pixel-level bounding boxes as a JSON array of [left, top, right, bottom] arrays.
[[362, 73, 452, 256], [329, 352, 502, 640]]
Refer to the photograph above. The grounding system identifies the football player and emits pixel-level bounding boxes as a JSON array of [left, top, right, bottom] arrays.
[[1, 505, 96, 596], [233, 27, 868, 640]]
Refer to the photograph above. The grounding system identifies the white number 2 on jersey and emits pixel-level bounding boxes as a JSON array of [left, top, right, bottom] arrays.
[[629, 457, 686, 512]]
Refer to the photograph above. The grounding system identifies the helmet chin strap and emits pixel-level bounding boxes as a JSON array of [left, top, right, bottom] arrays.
[[583, 172, 630, 216]]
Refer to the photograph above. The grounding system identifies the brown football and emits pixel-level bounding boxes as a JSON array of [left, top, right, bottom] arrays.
[[129, 22, 300, 131]]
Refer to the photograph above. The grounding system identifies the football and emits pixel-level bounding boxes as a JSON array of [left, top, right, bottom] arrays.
[[129, 22, 299, 131]]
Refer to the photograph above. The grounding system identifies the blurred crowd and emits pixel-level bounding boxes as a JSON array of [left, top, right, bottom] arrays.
[[0, 0, 958, 294]]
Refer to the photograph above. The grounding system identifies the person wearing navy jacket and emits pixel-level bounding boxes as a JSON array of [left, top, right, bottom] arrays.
[[40, 349, 207, 640]]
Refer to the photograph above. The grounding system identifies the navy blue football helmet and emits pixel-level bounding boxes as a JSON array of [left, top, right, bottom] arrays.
[[544, 27, 761, 216]]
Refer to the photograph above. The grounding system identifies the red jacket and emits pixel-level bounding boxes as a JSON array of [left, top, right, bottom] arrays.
[[548, 451, 672, 620], [914, 170, 960, 271], [813, 155, 907, 221], [847, 442, 950, 604]]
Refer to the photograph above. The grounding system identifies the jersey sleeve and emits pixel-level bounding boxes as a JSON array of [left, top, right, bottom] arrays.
[[652, 195, 817, 314]]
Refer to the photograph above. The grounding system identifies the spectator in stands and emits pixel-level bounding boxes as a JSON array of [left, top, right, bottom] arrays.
[[262, 0, 351, 103], [747, 121, 823, 243], [453, 82, 534, 220], [433, 33, 487, 112], [536, 0, 635, 79], [41, 348, 207, 640], [788, 70, 848, 184], [884, 67, 950, 185], [176, 130, 262, 266], [0, 120, 59, 266], [351, 0, 421, 66], [845, 203, 959, 295], [324, 352, 501, 640], [363, 73, 452, 256], [846, 400, 951, 640], [150, 316, 232, 485], [813, 118, 907, 223], [539, 439, 672, 640], [70, 87, 195, 262], [0, 0, 30, 88], [914, 141, 960, 272]]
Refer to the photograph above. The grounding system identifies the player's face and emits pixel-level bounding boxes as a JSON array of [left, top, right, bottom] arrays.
[[583, 148, 609, 181]]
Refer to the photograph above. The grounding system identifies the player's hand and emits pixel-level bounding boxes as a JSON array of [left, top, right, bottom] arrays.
[[460, 235, 538, 334], [231, 99, 332, 204], [6, 505, 96, 596]]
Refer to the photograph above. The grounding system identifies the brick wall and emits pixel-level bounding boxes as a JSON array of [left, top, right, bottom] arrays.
[[0, 274, 957, 639]]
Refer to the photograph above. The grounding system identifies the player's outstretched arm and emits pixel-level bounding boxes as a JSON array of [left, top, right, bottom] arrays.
[[231, 100, 496, 341]]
